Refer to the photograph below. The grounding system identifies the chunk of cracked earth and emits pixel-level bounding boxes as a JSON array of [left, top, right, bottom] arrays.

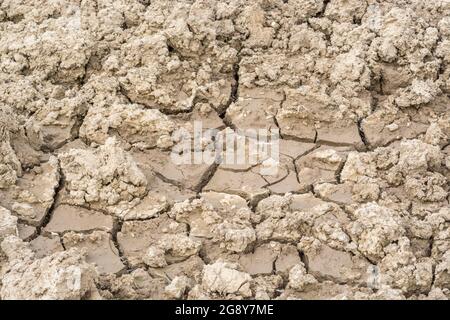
[[275, 97, 318, 142], [225, 88, 284, 131], [275, 244, 302, 274], [105, 268, 168, 300], [80, 102, 175, 149], [0, 206, 18, 241], [304, 243, 371, 284], [295, 146, 350, 191], [183, 103, 225, 131], [261, 155, 302, 194], [31, 94, 89, 150], [30, 235, 64, 259], [434, 251, 450, 288], [202, 132, 273, 203], [159, 233, 202, 264], [0, 236, 100, 300], [348, 203, 406, 262], [131, 149, 216, 191], [361, 109, 429, 147], [313, 182, 354, 205], [376, 238, 434, 295], [170, 192, 256, 253], [287, 263, 318, 292], [201, 261, 252, 298], [239, 243, 279, 275], [261, 141, 317, 194], [149, 256, 205, 284], [58, 137, 147, 215], [279, 139, 316, 159], [252, 274, 284, 300], [238, 242, 302, 276], [268, 171, 301, 194], [203, 168, 269, 206], [164, 275, 193, 299], [147, 174, 196, 203], [0, 157, 60, 226], [316, 124, 363, 147], [255, 193, 351, 246], [117, 193, 169, 221], [63, 231, 125, 274], [116, 31, 235, 113], [17, 223, 36, 240], [45, 205, 114, 233], [143, 246, 167, 268], [275, 88, 363, 147], [134, 161, 197, 205], [117, 215, 191, 267], [255, 193, 322, 242]]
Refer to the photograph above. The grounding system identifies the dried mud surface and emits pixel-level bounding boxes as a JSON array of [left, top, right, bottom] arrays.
[[0, 0, 449, 300]]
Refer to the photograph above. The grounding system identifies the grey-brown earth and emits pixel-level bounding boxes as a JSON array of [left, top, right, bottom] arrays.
[[0, 0, 449, 300]]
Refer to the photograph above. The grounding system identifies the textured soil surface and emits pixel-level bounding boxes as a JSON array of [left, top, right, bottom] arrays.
[[0, 0, 449, 300]]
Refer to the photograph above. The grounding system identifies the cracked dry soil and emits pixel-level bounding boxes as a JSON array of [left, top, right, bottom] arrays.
[[0, 0, 450, 300]]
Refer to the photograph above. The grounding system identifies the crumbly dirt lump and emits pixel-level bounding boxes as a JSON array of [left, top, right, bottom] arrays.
[[58, 137, 148, 215], [0, 0, 449, 300]]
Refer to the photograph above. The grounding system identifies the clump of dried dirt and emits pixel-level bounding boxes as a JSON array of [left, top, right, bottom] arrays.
[[0, 0, 449, 300]]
